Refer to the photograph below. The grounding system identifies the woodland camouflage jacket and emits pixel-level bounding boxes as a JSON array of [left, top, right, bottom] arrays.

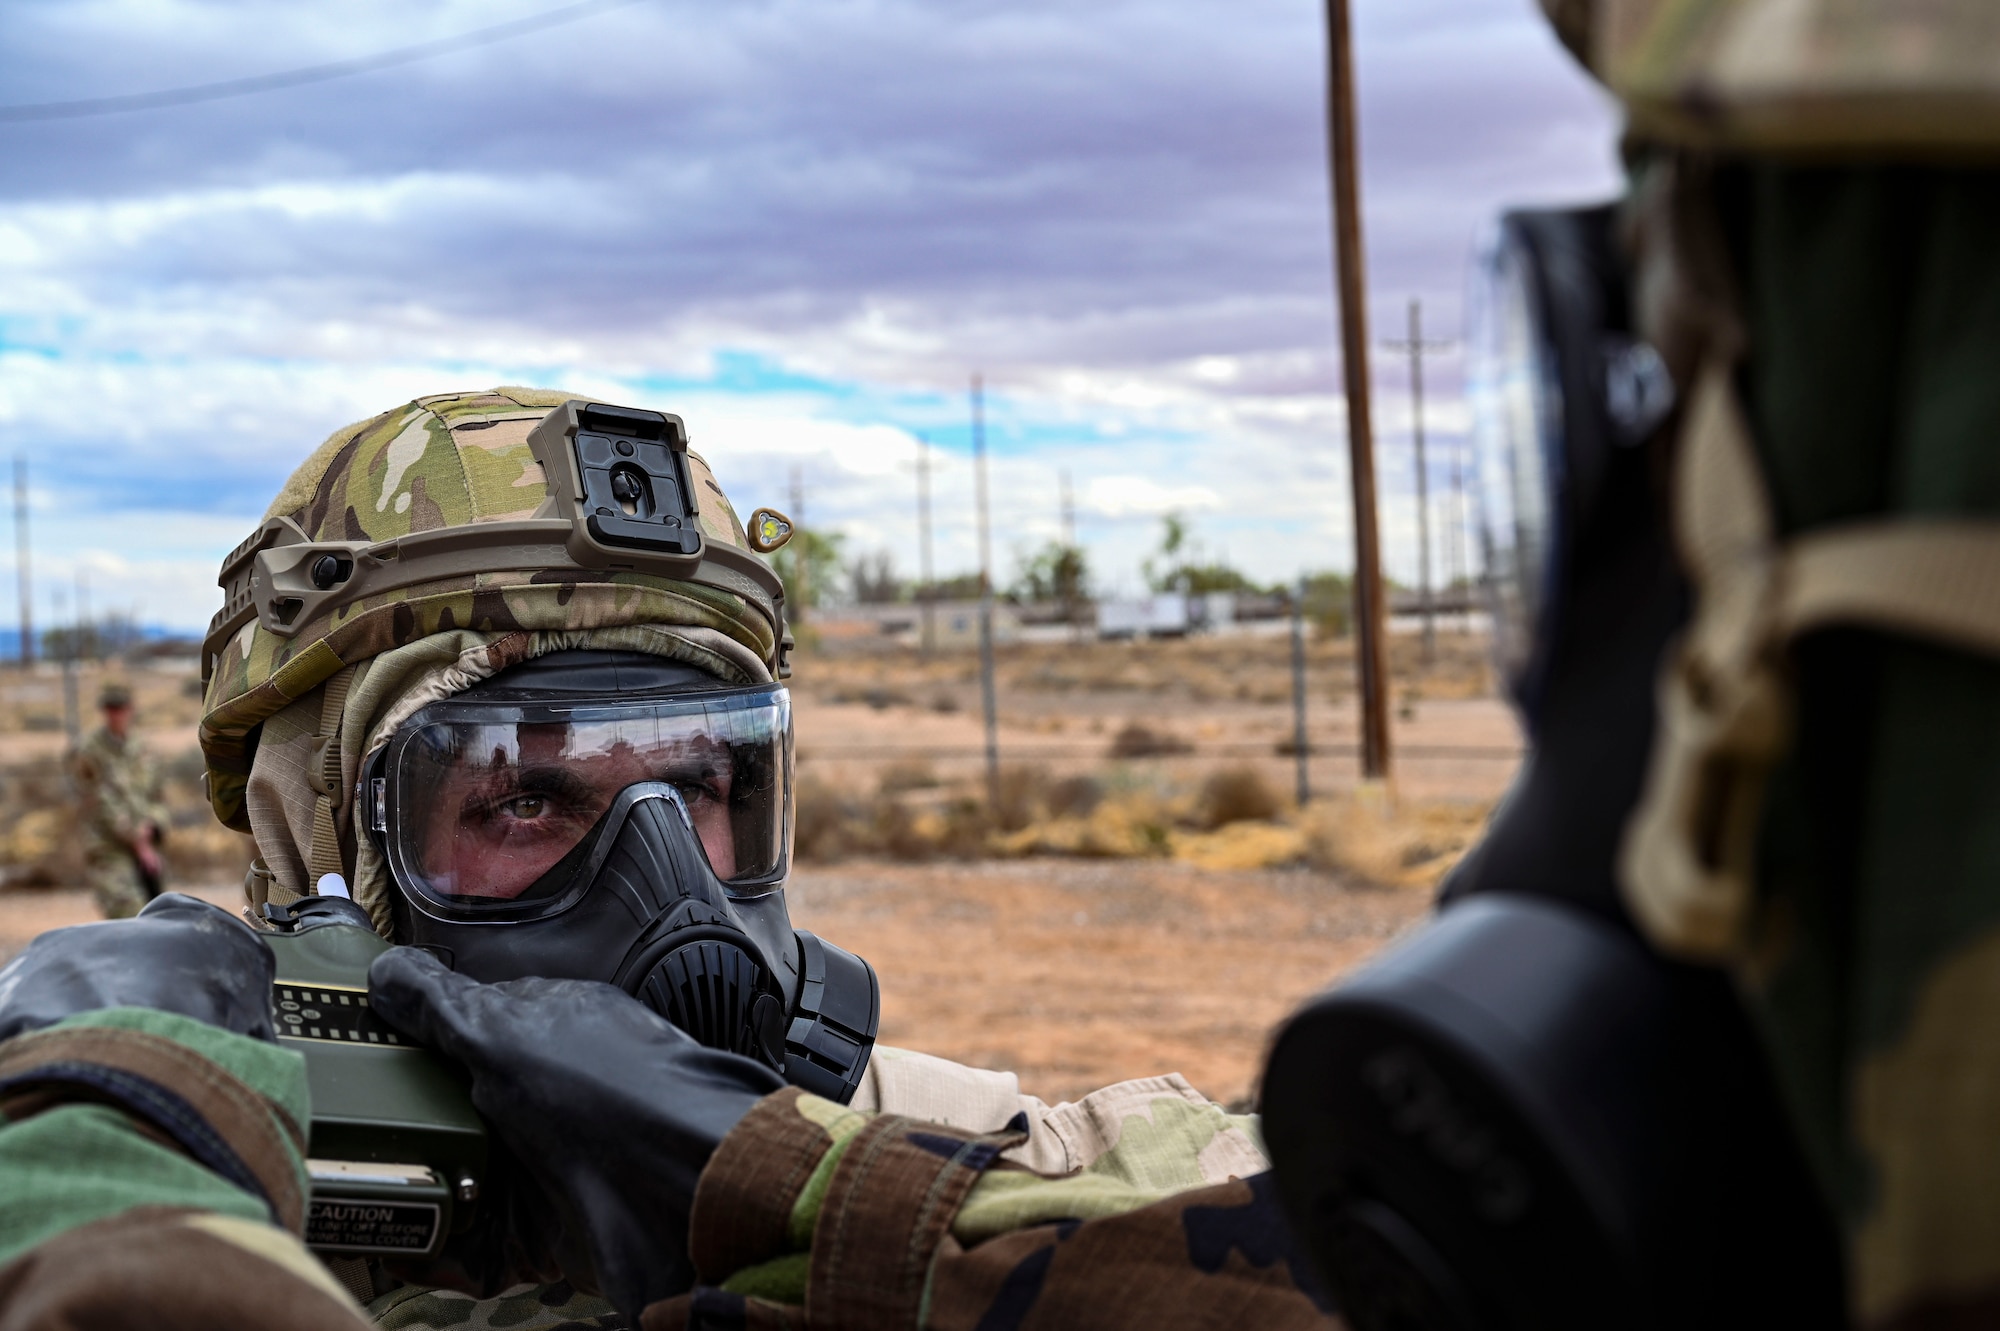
[[0, 1010, 1338, 1330]]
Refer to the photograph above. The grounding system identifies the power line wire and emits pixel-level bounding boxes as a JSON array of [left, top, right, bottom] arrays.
[[0, 0, 651, 125]]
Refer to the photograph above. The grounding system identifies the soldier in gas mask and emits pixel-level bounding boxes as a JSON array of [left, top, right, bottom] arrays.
[[1263, 5, 2000, 1329], [0, 387, 1320, 1331]]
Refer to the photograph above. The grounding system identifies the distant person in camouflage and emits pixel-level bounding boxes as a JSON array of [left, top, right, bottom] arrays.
[[70, 680, 169, 918]]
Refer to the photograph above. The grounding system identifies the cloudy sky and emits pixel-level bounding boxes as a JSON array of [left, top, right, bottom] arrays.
[[0, 0, 1619, 632]]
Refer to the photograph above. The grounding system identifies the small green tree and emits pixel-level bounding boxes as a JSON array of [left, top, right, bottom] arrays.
[[1142, 513, 1263, 596], [1011, 541, 1090, 605]]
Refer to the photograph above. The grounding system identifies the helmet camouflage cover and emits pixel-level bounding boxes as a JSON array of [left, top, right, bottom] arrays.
[[199, 388, 789, 922], [1543, 0, 2000, 153]]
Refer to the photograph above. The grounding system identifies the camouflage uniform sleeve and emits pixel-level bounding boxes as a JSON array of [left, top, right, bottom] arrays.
[[0, 1008, 370, 1330], [640, 1088, 1336, 1330]]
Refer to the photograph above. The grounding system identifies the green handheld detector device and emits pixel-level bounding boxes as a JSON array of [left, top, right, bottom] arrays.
[[260, 895, 486, 1261]]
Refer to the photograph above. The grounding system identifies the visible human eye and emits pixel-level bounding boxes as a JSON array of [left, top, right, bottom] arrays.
[[463, 768, 599, 833]]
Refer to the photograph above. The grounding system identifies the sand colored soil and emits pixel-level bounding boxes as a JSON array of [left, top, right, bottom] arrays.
[[0, 860, 1428, 1109], [789, 858, 1431, 1106]]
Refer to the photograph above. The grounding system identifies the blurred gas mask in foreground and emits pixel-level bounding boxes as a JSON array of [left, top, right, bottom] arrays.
[[1259, 205, 1843, 1330]]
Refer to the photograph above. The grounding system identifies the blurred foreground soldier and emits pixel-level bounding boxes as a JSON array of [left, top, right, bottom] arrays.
[[71, 679, 169, 917], [1263, 4, 2000, 1329], [0, 389, 1325, 1331]]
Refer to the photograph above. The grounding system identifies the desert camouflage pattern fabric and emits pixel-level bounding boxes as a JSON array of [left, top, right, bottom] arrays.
[[200, 388, 773, 832], [850, 1044, 1269, 1183], [70, 724, 169, 918], [1547, 0, 2000, 152], [642, 1087, 1335, 1329]]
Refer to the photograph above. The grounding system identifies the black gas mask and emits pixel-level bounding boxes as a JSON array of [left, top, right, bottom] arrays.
[[363, 651, 878, 1103], [1259, 205, 1844, 1328]]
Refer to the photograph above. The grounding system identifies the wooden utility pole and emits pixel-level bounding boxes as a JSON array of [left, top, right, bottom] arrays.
[[972, 375, 1000, 814], [916, 435, 936, 656], [1381, 297, 1454, 664], [1324, 0, 1389, 778]]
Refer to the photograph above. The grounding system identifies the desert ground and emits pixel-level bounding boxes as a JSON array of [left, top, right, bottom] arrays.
[[0, 624, 1519, 1106]]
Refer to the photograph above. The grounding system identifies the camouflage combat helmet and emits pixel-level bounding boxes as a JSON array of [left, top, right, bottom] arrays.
[[199, 387, 793, 927]]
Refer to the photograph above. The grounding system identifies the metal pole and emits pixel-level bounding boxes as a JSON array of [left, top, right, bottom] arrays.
[[972, 374, 1000, 814], [1291, 575, 1310, 806], [14, 458, 31, 669], [76, 567, 91, 665], [1408, 299, 1434, 663], [917, 435, 935, 656], [56, 584, 76, 744], [1324, 0, 1390, 779]]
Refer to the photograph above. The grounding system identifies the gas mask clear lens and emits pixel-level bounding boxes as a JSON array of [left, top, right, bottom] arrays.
[[1467, 206, 1676, 723], [1468, 219, 1564, 704], [380, 684, 791, 922]]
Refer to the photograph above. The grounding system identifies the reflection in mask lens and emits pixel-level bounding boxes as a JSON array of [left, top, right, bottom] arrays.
[[1468, 221, 1563, 703], [391, 693, 789, 908]]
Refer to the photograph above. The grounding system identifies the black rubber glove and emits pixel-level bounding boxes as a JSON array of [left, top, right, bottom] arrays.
[[0, 892, 276, 1043], [368, 948, 786, 1317]]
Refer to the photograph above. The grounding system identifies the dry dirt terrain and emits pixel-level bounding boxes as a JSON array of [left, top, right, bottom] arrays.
[[2, 864, 1427, 1107], [0, 628, 1515, 1106]]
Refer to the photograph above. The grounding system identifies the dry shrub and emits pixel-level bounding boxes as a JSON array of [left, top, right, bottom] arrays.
[[996, 792, 1174, 859], [1197, 766, 1281, 829], [0, 757, 84, 886], [1045, 774, 1103, 819], [1300, 790, 1491, 888], [994, 767, 1045, 833], [794, 776, 872, 862], [795, 776, 997, 863], [1171, 821, 1308, 871], [878, 760, 940, 795], [1108, 722, 1194, 759]]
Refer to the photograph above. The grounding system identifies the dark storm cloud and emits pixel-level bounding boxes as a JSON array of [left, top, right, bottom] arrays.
[[0, 0, 1615, 371]]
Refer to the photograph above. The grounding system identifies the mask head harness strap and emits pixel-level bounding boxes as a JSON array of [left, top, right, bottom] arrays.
[[1619, 156, 2000, 957]]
